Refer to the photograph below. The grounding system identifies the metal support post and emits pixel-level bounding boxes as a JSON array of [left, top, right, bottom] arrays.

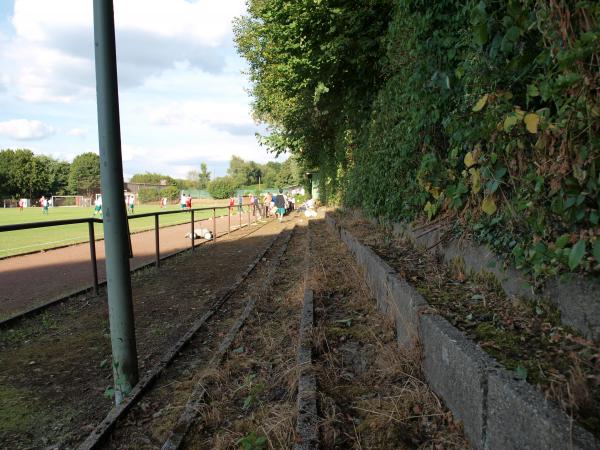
[[88, 221, 99, 295], [154, 214, 160, 267], [190, 210, 195, 251], [213, 208, 217, 242], [93, 0, 139, 405]]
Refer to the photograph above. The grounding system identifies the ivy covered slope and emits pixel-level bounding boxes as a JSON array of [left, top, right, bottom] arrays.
[[235, 0, 600, 279]]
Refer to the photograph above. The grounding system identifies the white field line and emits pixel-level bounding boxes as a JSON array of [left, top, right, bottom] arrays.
[[0, 216, 214, 256], [0, 235, 90, 255]]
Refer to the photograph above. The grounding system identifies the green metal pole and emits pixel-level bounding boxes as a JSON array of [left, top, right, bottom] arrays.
[[92, 0, 139, 405]]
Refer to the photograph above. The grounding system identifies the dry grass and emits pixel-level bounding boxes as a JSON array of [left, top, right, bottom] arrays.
[[334, 209, 600, 438], [184, 224, 308, 449], [310, 217, 469, 449]]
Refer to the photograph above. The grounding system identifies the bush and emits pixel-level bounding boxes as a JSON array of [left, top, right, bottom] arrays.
[[162, 185, 179, 200], [138, 187, 160, 203], [208, 176, 238, 199]]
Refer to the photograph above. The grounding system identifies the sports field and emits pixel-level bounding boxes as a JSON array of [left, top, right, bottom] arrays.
[[0, 203, 232, 258]]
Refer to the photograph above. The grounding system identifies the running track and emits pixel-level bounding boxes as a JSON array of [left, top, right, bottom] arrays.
[[0, 211, 260, 320]]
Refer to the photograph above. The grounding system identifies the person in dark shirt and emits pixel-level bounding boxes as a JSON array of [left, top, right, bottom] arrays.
[[274, 189, 286, 222]]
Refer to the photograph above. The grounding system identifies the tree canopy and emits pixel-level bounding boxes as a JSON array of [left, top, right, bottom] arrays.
[[235, 0, 600, 277], [68, 152, 101, 197], [0, 149, 72, 199]]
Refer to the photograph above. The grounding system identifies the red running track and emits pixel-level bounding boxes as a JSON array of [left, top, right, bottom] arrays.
[[0, 211, 260, 320]]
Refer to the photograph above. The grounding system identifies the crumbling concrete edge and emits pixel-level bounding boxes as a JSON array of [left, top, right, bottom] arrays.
[[390, 221, 600, 342], [325, 212, 599, 450], [295, 288, 318, 450]]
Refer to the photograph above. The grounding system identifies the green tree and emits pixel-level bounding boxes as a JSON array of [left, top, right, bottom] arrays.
[[35, 155, 70, 195], [207, 176, 238, 199], [69, 152, 101, 196], [198, 163, 211, 189], [227, 155, 251, 186], [130, 173, 177, 186], [236, 0, 600, 276]]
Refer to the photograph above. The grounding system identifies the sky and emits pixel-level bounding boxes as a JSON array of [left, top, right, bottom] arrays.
[[0, 0, 280, 180]]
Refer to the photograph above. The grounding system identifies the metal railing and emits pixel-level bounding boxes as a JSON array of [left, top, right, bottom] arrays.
[[0, 203, 264, 298]]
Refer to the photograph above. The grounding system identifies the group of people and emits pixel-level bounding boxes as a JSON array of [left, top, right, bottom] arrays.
[[92, 194, 136, 218], [228, 190, 294, 223], [39, 196, 49, 214], [180, 193, 193, 210]]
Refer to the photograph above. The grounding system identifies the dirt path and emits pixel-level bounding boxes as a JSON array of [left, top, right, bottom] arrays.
[[100, 218, 304, 449], [0, 215, 285, 450], [308, 217, 469, 448], [95, 215, 469, 449], [0, 214, 470, 449], [0, 211, 257, 319]]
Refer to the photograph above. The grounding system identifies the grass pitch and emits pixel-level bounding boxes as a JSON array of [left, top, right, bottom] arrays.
[[0, 203, 231, 258]]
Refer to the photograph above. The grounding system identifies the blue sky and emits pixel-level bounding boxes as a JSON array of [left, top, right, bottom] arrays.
[[0, 0, 281, 179]]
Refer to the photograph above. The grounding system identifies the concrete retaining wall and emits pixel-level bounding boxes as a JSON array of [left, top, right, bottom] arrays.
[[390, 222, 600, 342], [326, 213, 599, 450]]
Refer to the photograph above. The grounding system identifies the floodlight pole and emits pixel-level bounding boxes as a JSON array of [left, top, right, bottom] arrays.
[[93, 0, 139, 405]]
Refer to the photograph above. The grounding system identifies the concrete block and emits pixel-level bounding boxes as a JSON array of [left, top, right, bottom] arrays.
[[486, 368, 599, 450], [420, 314, 494, 449], [340, 228, 359, 257], [358, 244, 395, 313], [385, 274, 427, 346], [543, 276, 600, 342]]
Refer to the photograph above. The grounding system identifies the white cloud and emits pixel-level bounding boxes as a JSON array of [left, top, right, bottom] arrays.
[[2, 0, 247, 103], [0, 119, 55, 140], [0, 0, 279, 177], [148, 100, 255, 131], [66, 127, 87, 137]]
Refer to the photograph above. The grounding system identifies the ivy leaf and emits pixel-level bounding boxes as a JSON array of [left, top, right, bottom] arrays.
[[469, 168, 481, 193], [473, 22, 489, 46], [505, 26, 521, 42], [568, 240, 586, 270], [472, 94, 488, 112], [503, 113, 520, 132], [515, 365, 528, 380], [486, 179, 499, 193], [555, 235, 570, 249], [482, 197, 497, 215], [494, 166, 507, 179], [527, 84, 539, 97], [464, 151, 477, 167], [592, 239, 600, 264], [524, 113, 540, 134]]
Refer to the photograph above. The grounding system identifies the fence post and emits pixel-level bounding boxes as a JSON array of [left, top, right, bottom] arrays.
[[213, 208, 217, 243], [228, 206, 231, 234], [154, 214, 160, 267], [248, 205, 251, 227], [88, 221, 99, 296], [190, 209, 195, 252], [239, 204, 242, 229]]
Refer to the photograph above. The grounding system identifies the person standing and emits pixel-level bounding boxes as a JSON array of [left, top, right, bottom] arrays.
[[263, 192, 271, 217], [94, 196, 102, 217], [186, 195, 192, 209], [180, 193, 187, 210], [18, 198, 24, 212], [237, 194, 243, 214], [253, 194, 260, 217], [128, 195, 135, 214], [274, 189, 286, 222], [42, 196, 49, 215]]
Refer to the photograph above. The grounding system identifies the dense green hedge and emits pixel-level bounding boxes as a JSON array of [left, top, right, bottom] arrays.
[[236, 0, 599, 279]]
